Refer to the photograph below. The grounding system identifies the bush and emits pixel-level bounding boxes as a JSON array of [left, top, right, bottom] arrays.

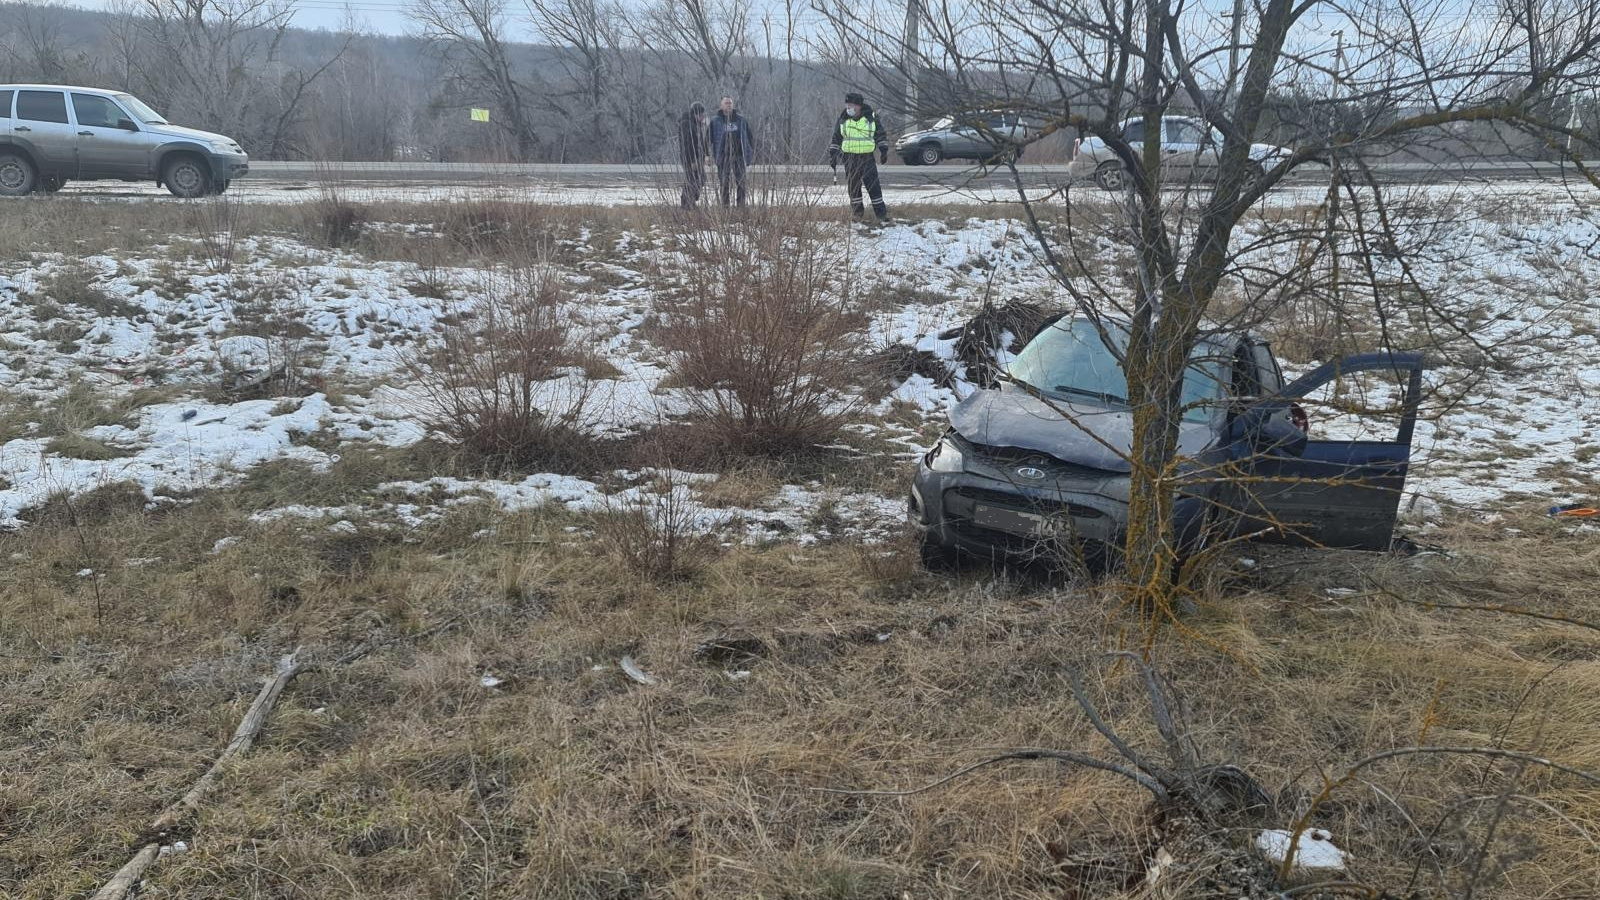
[[659, 219, 870, 455], [409, 262, 596, 470], [592, 467, 722, 581]]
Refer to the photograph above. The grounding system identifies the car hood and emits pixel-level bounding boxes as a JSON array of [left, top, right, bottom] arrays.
[[949, 386, 1216, 474], [149, 124, 238, 146], [1248, 142, 1290, 162], [896, 129, 933, 144]]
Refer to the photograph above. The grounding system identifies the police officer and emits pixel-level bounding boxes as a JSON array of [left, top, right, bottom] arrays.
[[829, 91, 890, 222]]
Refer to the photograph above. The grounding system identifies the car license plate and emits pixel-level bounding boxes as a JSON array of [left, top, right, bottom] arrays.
[[972, 503, 1068, 537]]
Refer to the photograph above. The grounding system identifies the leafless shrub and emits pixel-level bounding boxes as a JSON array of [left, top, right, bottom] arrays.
[[408, 262, 597, 469], [307, 166, 368, 249], [658, 215, 870, 455], [187, 195, 243, 275], [592, 466, 722, 581]]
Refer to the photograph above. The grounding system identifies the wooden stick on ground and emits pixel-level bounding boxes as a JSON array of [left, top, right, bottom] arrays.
[[92, 650, 302, 900]]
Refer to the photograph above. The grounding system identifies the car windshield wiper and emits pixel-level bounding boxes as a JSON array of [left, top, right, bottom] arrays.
[[1051, 385, 1127, 406]]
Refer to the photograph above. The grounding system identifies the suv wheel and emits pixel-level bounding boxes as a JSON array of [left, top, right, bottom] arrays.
[[163, 155, 212, 198], [917, 143, 944, 166], [1093, 160, 1127, 191], [0, 153, 37, 197]]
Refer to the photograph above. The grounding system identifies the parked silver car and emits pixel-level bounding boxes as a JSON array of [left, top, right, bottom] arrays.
[[896, 111, 1036, 166], [1067, 115, 1289, 190], [0, 84, 249, 198]]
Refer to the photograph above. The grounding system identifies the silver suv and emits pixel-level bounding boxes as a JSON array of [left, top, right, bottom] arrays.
[[896, 111, 1037, 166], [0, 85, 249, 198]]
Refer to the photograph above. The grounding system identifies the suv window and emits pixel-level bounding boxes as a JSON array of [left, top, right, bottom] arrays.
[[0, 90, 13, 118], [1121, 120, 1146, 143], [17, 90, 69, 124], [1168, 120, 1207, 143], [73, 94, 128, 129]]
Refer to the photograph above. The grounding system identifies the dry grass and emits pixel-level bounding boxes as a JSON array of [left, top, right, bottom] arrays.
[[2, 473, 1597, 899]]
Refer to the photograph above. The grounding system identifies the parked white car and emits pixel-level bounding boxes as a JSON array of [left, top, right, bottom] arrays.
[[1067, 116, 1290, 191]]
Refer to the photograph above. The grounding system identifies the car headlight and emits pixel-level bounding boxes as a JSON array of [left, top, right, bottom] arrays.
[[924, 436, 965, 473], [209, 140, 237, 153]]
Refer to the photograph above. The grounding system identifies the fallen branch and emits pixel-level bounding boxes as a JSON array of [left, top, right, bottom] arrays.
[[92, 845, 160, 900], [93, 650, 302, 900]]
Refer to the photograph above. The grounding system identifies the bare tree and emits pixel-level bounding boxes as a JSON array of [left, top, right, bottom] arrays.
[[411, 0, 541, 160], [640, 0, 753, 94], [817, 0, 1600, 616], [526, 0, 615, 160]]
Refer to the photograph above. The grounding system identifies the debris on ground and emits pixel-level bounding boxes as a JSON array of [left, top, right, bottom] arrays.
[[1254, 828, 1350, 883], [1549, 503, 1599, 518], [619, 655, 659, 686]]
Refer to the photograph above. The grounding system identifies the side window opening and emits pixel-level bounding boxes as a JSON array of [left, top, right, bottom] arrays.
[[0, 90, 13, 119], [72, 94, 126, 130], [16, 90, 69, 125]]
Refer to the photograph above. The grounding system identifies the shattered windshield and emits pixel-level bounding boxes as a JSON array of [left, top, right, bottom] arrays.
[[1006, 318, 1229, 423]]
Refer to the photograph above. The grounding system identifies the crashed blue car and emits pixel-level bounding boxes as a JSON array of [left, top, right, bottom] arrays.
[[909, 316, 1425, 570]]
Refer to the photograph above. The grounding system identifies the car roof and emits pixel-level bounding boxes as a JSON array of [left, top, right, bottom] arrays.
[[1048, 314, 1258, 348], [1117, 114, 1205, 126], [0, 84, 123, 96]]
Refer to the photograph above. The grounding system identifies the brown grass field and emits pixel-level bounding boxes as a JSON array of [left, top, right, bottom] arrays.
[[2, 454, 1598, 898], [1, 194, 1598, 899]]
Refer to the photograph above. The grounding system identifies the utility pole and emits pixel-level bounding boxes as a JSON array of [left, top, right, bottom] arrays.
[[1331, 29, 1345, 92], [902, 0, 920, 120], [1329, 29, 1345, 143], [1228, 0, 1243, 102]]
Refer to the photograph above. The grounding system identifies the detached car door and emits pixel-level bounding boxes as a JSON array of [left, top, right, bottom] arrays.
[[1228, 351, 1425, 550], [71, 93, 151, 178]]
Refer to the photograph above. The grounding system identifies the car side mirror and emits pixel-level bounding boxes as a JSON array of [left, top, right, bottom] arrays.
[[117, 118, 138, 131]]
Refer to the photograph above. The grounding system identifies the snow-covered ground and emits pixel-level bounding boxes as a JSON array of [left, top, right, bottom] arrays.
[[1, 190, 1596, 539], [55, 174, 1591, 210]]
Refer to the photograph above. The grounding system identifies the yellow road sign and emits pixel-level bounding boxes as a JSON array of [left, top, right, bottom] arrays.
[[470, 108, 490, 123]]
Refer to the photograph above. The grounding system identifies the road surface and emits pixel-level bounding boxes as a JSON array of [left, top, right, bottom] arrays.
[[50, 158, 1598, 205]]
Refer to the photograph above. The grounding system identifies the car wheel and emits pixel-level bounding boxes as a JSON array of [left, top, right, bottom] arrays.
[[917, 143, 944, 166], [41, 176, 66, 193], [0, 153, 38, 197], [163, 155, 212, 199], [1093, 160, 1127, 191], [919, 535, 960, 572]]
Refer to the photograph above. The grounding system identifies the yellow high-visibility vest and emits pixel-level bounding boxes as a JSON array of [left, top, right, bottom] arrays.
[[840, 115, 877, 154]]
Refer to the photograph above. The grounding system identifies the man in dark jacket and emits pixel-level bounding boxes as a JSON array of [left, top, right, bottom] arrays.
[[678, 101, 708, 209], [709, 95, 756, 207], [829, 91, 890, 222]]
